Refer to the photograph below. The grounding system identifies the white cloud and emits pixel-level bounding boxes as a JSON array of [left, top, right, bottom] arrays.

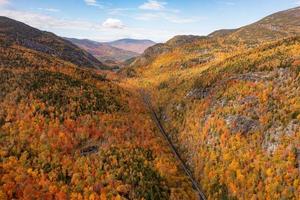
[[108, 8, 132, 16], [38, 8, 60, 12], [137, 0, 194, 23], [0, 0, 9, 6], [102, 18, 125, 29], [84, 0, 103, 8], [135, 12, 202, 24], [0, 8, 197, 42], [84, 0, 96, 5], [0, 9, 97, 30], [139, 0, 166, 11], [165, 15, 201, 24], [225, 2, 235, 6], [135, 13, 158, 21]]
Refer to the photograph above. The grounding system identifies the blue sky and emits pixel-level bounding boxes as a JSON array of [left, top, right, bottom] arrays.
[[0, 0, 299, 42]]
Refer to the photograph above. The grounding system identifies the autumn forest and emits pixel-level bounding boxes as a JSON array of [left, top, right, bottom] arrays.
[[1, 4, 300, 200]]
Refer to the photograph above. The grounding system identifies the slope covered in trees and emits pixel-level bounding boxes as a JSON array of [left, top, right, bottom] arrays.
[[0, 16, 107, 69], [0, 65, 199, 199], [125, 37, 300, 200], [150, 37, 300, 199], [128, 7, 300, 71], [1, 6, 300, 200], [0, 18, 198, 199], [123, 15, 300, 200]]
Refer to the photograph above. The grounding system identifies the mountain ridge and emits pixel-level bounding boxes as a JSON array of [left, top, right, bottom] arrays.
[[65, 37, 139, 63], [0, 16, 107, 69], [121, 6, 300, 199], [107, 38, 156, 54], [1, 5, 300, 200], [210, 6, 300, 43], [128, 6, 300, 69]]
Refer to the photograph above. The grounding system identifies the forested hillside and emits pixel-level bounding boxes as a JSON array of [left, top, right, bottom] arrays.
[[0, 17, 107, 69], [123, 7, 300, 200], [0, 18, 198, 200], [0, 66, 200, 199], [1, 5, 300, 200], [128, 7, 300, 71]]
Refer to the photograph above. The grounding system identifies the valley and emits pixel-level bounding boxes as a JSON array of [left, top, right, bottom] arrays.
[[1, 5, 300, 200], [120, 6, 300, 199], [65, 38, 156, 69]]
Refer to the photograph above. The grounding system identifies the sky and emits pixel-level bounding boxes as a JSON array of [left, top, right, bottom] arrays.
[[0, 0, 299, 42]]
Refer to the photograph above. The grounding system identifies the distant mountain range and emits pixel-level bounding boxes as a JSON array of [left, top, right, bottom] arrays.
[[1, 6, 300, 200], [65, 38, 156, 64], [0, 16, 155, 69], [65, 38, 139, 64], [107, 39, 156, 54], [0, 16, 106, 69]]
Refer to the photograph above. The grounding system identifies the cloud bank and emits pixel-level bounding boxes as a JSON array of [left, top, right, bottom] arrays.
[[102, 18, 125, 29], [139, 0, 166, 11]]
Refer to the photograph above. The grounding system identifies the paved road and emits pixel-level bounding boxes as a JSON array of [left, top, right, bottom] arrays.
[[140, 89, 207, 200]]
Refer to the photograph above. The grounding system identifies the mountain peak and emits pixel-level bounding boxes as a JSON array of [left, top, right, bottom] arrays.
[[108, 38, 156, 54], [111, 38, 155, 43], [65, 37, 139, 64]]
